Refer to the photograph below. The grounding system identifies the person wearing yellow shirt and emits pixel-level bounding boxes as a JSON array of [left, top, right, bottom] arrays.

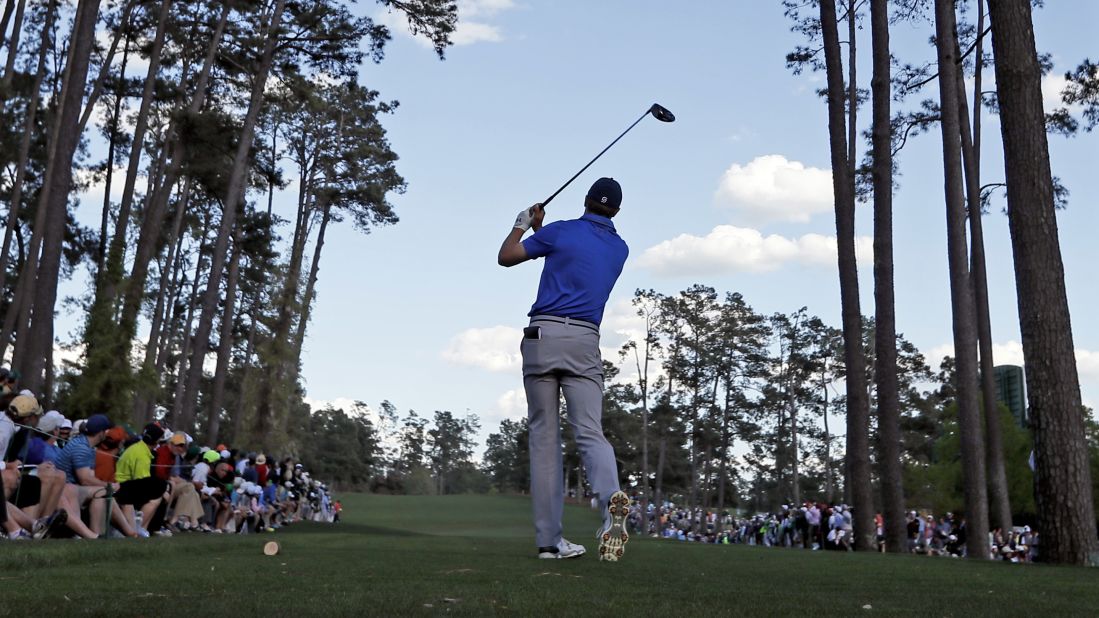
[[115, 423, 171, 536]]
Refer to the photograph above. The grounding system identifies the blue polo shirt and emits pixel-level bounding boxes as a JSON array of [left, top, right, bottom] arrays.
[[521, 213, 628, 326], [54, 434, 97, 484]]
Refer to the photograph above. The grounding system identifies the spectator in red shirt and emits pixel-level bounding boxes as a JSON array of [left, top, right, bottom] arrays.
[[255, 454, 269, 486]]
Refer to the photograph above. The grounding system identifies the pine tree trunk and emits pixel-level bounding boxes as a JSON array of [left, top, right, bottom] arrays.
[[870, 0, 906, 554], [76, 2, 131, 136], [115, 1, 230, 370], [169, 218, 213, 427], [291, 200, 332, 362], [717, 381, 731, 509], [933, 0, 990, 560], [0, 0, 18, 60], [99, 0, 170, 302], [819, 0, 874, 551], [987, 0, 1098, 566], [96, 42, 127, 278], [77, 0, 171, 413], [654, 435, 666, 523], [822, 363, 834, 503], [954, 5, 1013, 533], [16, 0, 102, 396], [206, 219, 245, 445], [637, 329, 651, 534], [179, 0, 288, 432], [0, 0, 56, 352], [131, 180, 189, 425], [791, 397, 800, 505], [0, 0, 25, 101]]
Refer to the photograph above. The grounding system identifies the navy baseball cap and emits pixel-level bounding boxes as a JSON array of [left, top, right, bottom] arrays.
[[586, 177, 622, 209], [83, 414, 114, 435]]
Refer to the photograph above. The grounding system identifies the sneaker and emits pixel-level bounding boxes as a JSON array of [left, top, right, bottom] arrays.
[[538, 538, 586, 559], [32, 510, 68, 540], [153, 528, 173, 538], [8, 529, 32, 541], [135, 527, 151, 538], [597, 490, 631, 562]]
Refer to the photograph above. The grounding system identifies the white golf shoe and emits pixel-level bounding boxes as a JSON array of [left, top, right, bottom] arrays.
[[538, 538, 586, 559], [597, 490, 631, 562]]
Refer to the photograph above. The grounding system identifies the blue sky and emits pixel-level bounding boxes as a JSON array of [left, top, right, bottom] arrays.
[[68, 1, 1099, 448]]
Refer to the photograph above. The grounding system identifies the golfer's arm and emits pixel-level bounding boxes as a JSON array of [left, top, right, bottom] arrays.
[[497, 228, 530, 267]]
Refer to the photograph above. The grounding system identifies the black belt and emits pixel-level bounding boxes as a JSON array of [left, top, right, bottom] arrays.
[[529, 315, 599, 332]]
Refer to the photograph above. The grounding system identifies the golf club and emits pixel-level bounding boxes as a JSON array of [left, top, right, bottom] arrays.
[[541, 103, 675, 208]]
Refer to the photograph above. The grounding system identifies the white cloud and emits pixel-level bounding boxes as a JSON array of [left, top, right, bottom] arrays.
[[304, 396, 371, 416], [472, 388, 527, 445], [441, 325, 522, 372], [715, 155, 834, 224], [451, 21, 504, 45], [378, 0, 515, 48], [495, 388, 527, 420], [927, 340, 1099, 381], [458, 0, 515, 18], [1041, 73, 1069, 112], [637, 224, 872, 277], [1076, 349, 1099, 381]]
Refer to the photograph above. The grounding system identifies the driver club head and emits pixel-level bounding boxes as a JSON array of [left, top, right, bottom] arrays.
[[648, 103, 675, 122]]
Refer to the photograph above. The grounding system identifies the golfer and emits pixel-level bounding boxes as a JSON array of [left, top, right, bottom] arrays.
[[497, 177, 632, 562]]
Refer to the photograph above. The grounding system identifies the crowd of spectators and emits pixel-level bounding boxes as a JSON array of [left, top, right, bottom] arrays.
[[630, 500, 1039, 563], [1, 369, 341, 541]]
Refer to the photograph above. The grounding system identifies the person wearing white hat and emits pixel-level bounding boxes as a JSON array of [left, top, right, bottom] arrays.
[[57, 418, 73, 445], [24, 411, 66, 466]]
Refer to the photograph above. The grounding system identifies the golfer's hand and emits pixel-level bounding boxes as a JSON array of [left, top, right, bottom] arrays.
[[513, 206, 534, 231], [530, 203, 545, 232], [514, 204, 544, 232]]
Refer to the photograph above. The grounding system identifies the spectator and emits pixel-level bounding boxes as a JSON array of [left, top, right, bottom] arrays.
[[54, 414, 142, 539], [255, 454, 269, 486], [24, 411, 66, 466], [95, 427, 129, 483], [115, 423, 172, 536], [155, 433, 203, 531], [2, 395, 71, 538]]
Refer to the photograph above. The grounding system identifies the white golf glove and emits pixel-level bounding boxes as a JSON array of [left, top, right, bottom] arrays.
[[513, 207, 535, 231]]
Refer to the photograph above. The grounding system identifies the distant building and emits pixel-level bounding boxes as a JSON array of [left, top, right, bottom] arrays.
[[994, 365, 1027, 427]]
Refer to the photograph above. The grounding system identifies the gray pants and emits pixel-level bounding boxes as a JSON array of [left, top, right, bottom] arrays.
[[522, 316, 620, 548]]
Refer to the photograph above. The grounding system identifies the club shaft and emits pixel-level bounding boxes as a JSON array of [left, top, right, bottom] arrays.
[[542, 108, 651, 207]]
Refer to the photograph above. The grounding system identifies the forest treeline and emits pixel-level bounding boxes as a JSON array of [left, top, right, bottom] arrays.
[[321, 289, 1098, 553]]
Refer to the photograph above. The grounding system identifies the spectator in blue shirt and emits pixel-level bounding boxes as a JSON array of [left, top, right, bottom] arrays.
[[55, 414, 141, 538]]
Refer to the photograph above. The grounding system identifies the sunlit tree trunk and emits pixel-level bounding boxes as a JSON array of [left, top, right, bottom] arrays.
[[819, 0, 874, 551], [870, 0, 906, 554], [988, 0, 1097, 565], [934, 0, 990, 560], [954, 0, 1013, 533]]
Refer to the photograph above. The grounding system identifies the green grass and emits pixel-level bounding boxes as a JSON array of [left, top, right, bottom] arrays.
[[2, 493, 1098, 616]]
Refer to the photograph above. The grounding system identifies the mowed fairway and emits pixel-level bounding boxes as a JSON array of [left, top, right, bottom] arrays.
[[2, 494, 1098, 616]]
